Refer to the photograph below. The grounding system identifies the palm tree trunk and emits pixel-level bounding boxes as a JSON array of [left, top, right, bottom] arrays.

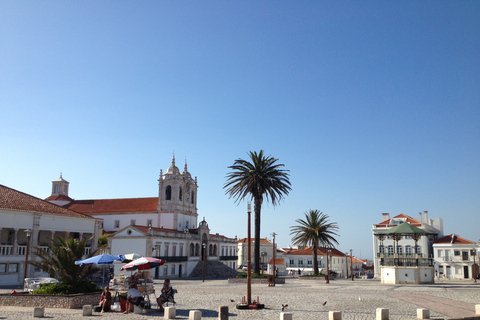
[[313, 243, 319, 275], [254, 198, 261, 274]]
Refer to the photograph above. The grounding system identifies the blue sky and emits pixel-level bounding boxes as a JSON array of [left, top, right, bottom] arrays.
[[1, 1, 479, 259]]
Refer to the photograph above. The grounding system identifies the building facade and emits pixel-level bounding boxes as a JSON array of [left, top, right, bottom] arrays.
[[372, 211, 443, 279], [433, 234, 479, 280], [0, 184, 101, 286], [46, 155, 238, 278]]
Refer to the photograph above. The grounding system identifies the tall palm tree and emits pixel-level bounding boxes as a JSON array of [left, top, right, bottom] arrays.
[[29, 234, 101, 285], [290, 210, 339, 275], [224, 150, 291, 274]]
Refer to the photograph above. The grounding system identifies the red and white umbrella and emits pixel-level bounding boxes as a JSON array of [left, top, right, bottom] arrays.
[[121, 253, 143, 263], [120, 257, 165, 271]]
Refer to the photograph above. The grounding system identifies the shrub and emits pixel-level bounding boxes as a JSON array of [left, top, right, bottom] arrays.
[[236, 272, 268, 278], [33, 281, 100, 295]]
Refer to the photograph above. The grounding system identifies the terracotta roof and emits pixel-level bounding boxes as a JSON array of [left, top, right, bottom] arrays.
[[285, 246, 346, 257], [0, 184, 93, 219], [268, 258, 284, 265], [45, 194, 73, 202], [238, 237, 272, 244], [134, 225, 183, 234], [434, 234, 475, 245], [65, 197, 158, 215], [375, 213, 422, 227]]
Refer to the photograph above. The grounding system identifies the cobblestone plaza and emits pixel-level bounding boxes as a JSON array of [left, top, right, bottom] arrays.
[[1, 278, 479, 319]]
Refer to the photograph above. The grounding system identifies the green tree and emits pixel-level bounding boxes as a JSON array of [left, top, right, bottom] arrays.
[[29, 234, 101, 285], [224, 150, 291, 274], [98, 234, 108, 248], [290, 210, 339, 275]]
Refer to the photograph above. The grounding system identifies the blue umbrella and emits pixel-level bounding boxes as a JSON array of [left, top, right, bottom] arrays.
[[75, 254, 124, 265]]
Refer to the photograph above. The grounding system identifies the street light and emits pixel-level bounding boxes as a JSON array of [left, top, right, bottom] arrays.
[[271, 232, 277, 286], [261, 251, 267, 275], [326, 248, 331, 284], [350, 249, 354, 281], [472, 248, 477, 283], [23, 229, 31, 287], [246, 202, 252, 305], [345, 252, 349, 279], [202, 242, 206, 282]]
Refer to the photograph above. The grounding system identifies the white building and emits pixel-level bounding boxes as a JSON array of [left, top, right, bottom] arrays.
[[433, 234, 479, 280], [283, 246, 348, 278], [45, 155, 238, 278], [372, 212, 443, 279], [237, 237, 275, 270], [0, 184, 101, 286]]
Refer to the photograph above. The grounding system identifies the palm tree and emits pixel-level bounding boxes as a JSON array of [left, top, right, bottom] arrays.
[[290, 210, 339, 276], [29, 234, 101, 285], [224, 150, 291, 274]]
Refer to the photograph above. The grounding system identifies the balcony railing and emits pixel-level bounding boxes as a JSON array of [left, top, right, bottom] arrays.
[[0, 245, 13, 255], [219, 255, 238, 261], [377, 253, 423, 258], [380, 257, 433, 267]]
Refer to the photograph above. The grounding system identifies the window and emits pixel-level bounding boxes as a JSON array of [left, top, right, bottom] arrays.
[[221, 248, 225, 256], [191, 191, 195, 204], [454, 250, 461, 256], [397, 246, 403, 255], [415, 246, 421, 254], [387, 245, 394, 255], [437, 249, 442, 257], [164, 244, 169, 256], [379, 245, 385, 253], [405, 246, 412, 255], [190, 244, 194, 256], [172, 245, 177, 257], [166, 186, 172, 200], [290, 259, 294, 266], [53, 184, 59, 194], [307, 260, 313, 266], [0, 264, 6, 273], [130, 219, 136, 226], [179, 187, 182, 201], [8, 263, 18, 272], [171, 265, 175, 275], [114, 220, 120, 228], [180, 245, 183, 256], [147, 219, 152, 227], [64, 185, 67, 194], [298, 260, 304, 266]]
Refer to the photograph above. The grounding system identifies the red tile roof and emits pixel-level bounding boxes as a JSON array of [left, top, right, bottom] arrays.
[[375, 213, 422, 227], [0, 184, 93, 219], [238, 237, 272, 244], [45, 194, 74, 201], [268, 258, 285, 265], [434, 234, 475, 244], [285, 246, 346, 257], [65, 197, 158, 215]]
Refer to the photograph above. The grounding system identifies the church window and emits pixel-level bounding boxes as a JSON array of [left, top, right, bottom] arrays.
[[179, 187, 182, 201], [166, 186, 172, 200], [195, 243, 200, 256], [190, 244, 194, 256], [53, 184, 59, 194], [213, 245, 217, 256], [191, 191, 195, 204], [64, 185, 67, 194]]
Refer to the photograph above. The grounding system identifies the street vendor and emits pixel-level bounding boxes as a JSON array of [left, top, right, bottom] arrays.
[[124, 284, 143, 314]]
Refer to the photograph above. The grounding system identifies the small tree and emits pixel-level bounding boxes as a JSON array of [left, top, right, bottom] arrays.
[[29, 234, 101, 285], [290, 210, 339, 275]]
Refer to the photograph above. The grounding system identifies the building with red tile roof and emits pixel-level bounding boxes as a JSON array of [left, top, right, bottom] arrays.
[[0, 184, 101, 286], [433, 234, 479, 280]]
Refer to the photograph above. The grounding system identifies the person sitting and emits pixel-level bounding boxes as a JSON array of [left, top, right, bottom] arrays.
[[156, 279, 174, 311], [100, 286, 112, 313], [124, 284, 143, 314]]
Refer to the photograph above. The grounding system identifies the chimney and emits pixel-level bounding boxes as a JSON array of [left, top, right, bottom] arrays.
[[418, 212, 423, 222], [382, 213, 390, 222], [423, 211, 429, 224]]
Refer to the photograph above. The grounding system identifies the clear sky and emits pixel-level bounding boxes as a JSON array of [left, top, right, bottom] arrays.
[[1, 2, 479, 260]]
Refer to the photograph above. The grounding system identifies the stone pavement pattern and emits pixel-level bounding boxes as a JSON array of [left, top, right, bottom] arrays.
[[1, 278, 479, 319]]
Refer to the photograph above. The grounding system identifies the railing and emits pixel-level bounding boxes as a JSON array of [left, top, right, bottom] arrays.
[[17, 245, 27, 255], [377, 253, 423, 258], [0, 245, 13, 255], [219, 255, 238, 261], [380, 257, 433, 267]]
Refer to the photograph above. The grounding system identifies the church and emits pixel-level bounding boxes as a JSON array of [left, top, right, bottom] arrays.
[[46, 155, 238, 278]]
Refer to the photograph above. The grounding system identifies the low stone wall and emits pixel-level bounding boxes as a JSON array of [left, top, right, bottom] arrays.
[[0, 292, 101, 309], [228, 277, 285, 284], [299, 276, 328, 281]]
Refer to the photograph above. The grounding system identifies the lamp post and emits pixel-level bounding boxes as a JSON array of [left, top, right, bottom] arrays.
[[271, 232, 277, 286], [202, 242, 206, 282], [326, 248, 331, 284], [345, 252, 349, 279], [261, 251, 267, 275], [472, 248, 477, 283], [246, 202, 252, 305], [23, 229, 31, 287], [350, 249, 354, 280]]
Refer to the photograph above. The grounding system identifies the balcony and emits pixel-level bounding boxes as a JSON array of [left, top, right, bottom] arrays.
[[0, 245, 13, 255], [380, 257, 433, 267], [219, 256, 238, 261], [377, 253, 423, 258]]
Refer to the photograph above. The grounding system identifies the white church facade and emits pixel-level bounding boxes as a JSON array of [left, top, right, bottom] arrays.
[[45, 155, 238, 278]]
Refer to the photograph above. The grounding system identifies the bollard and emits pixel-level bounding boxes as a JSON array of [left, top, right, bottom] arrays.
[[133, 305, 142, 314], [476, 304, 480, 315], [280, 312, 293, 320], [376, 308, 389, 320], [33, 307, 45, 317], [329, 310, 342, 320], [82, 305, 92, 316], [219, 305, 228, 320], [189, 310, 202, 320], [417, 308, 430, 319], [164, 306, 176, 319]]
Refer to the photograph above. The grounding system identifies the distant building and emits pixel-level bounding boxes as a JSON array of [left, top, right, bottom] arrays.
[[433, 234, 479, 280], [0, 184, 100, 286], [372, 212, 443, 279], [45, 155, 238, 278], [237, 237, 274, 270], [283, 246, 348, 278]]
